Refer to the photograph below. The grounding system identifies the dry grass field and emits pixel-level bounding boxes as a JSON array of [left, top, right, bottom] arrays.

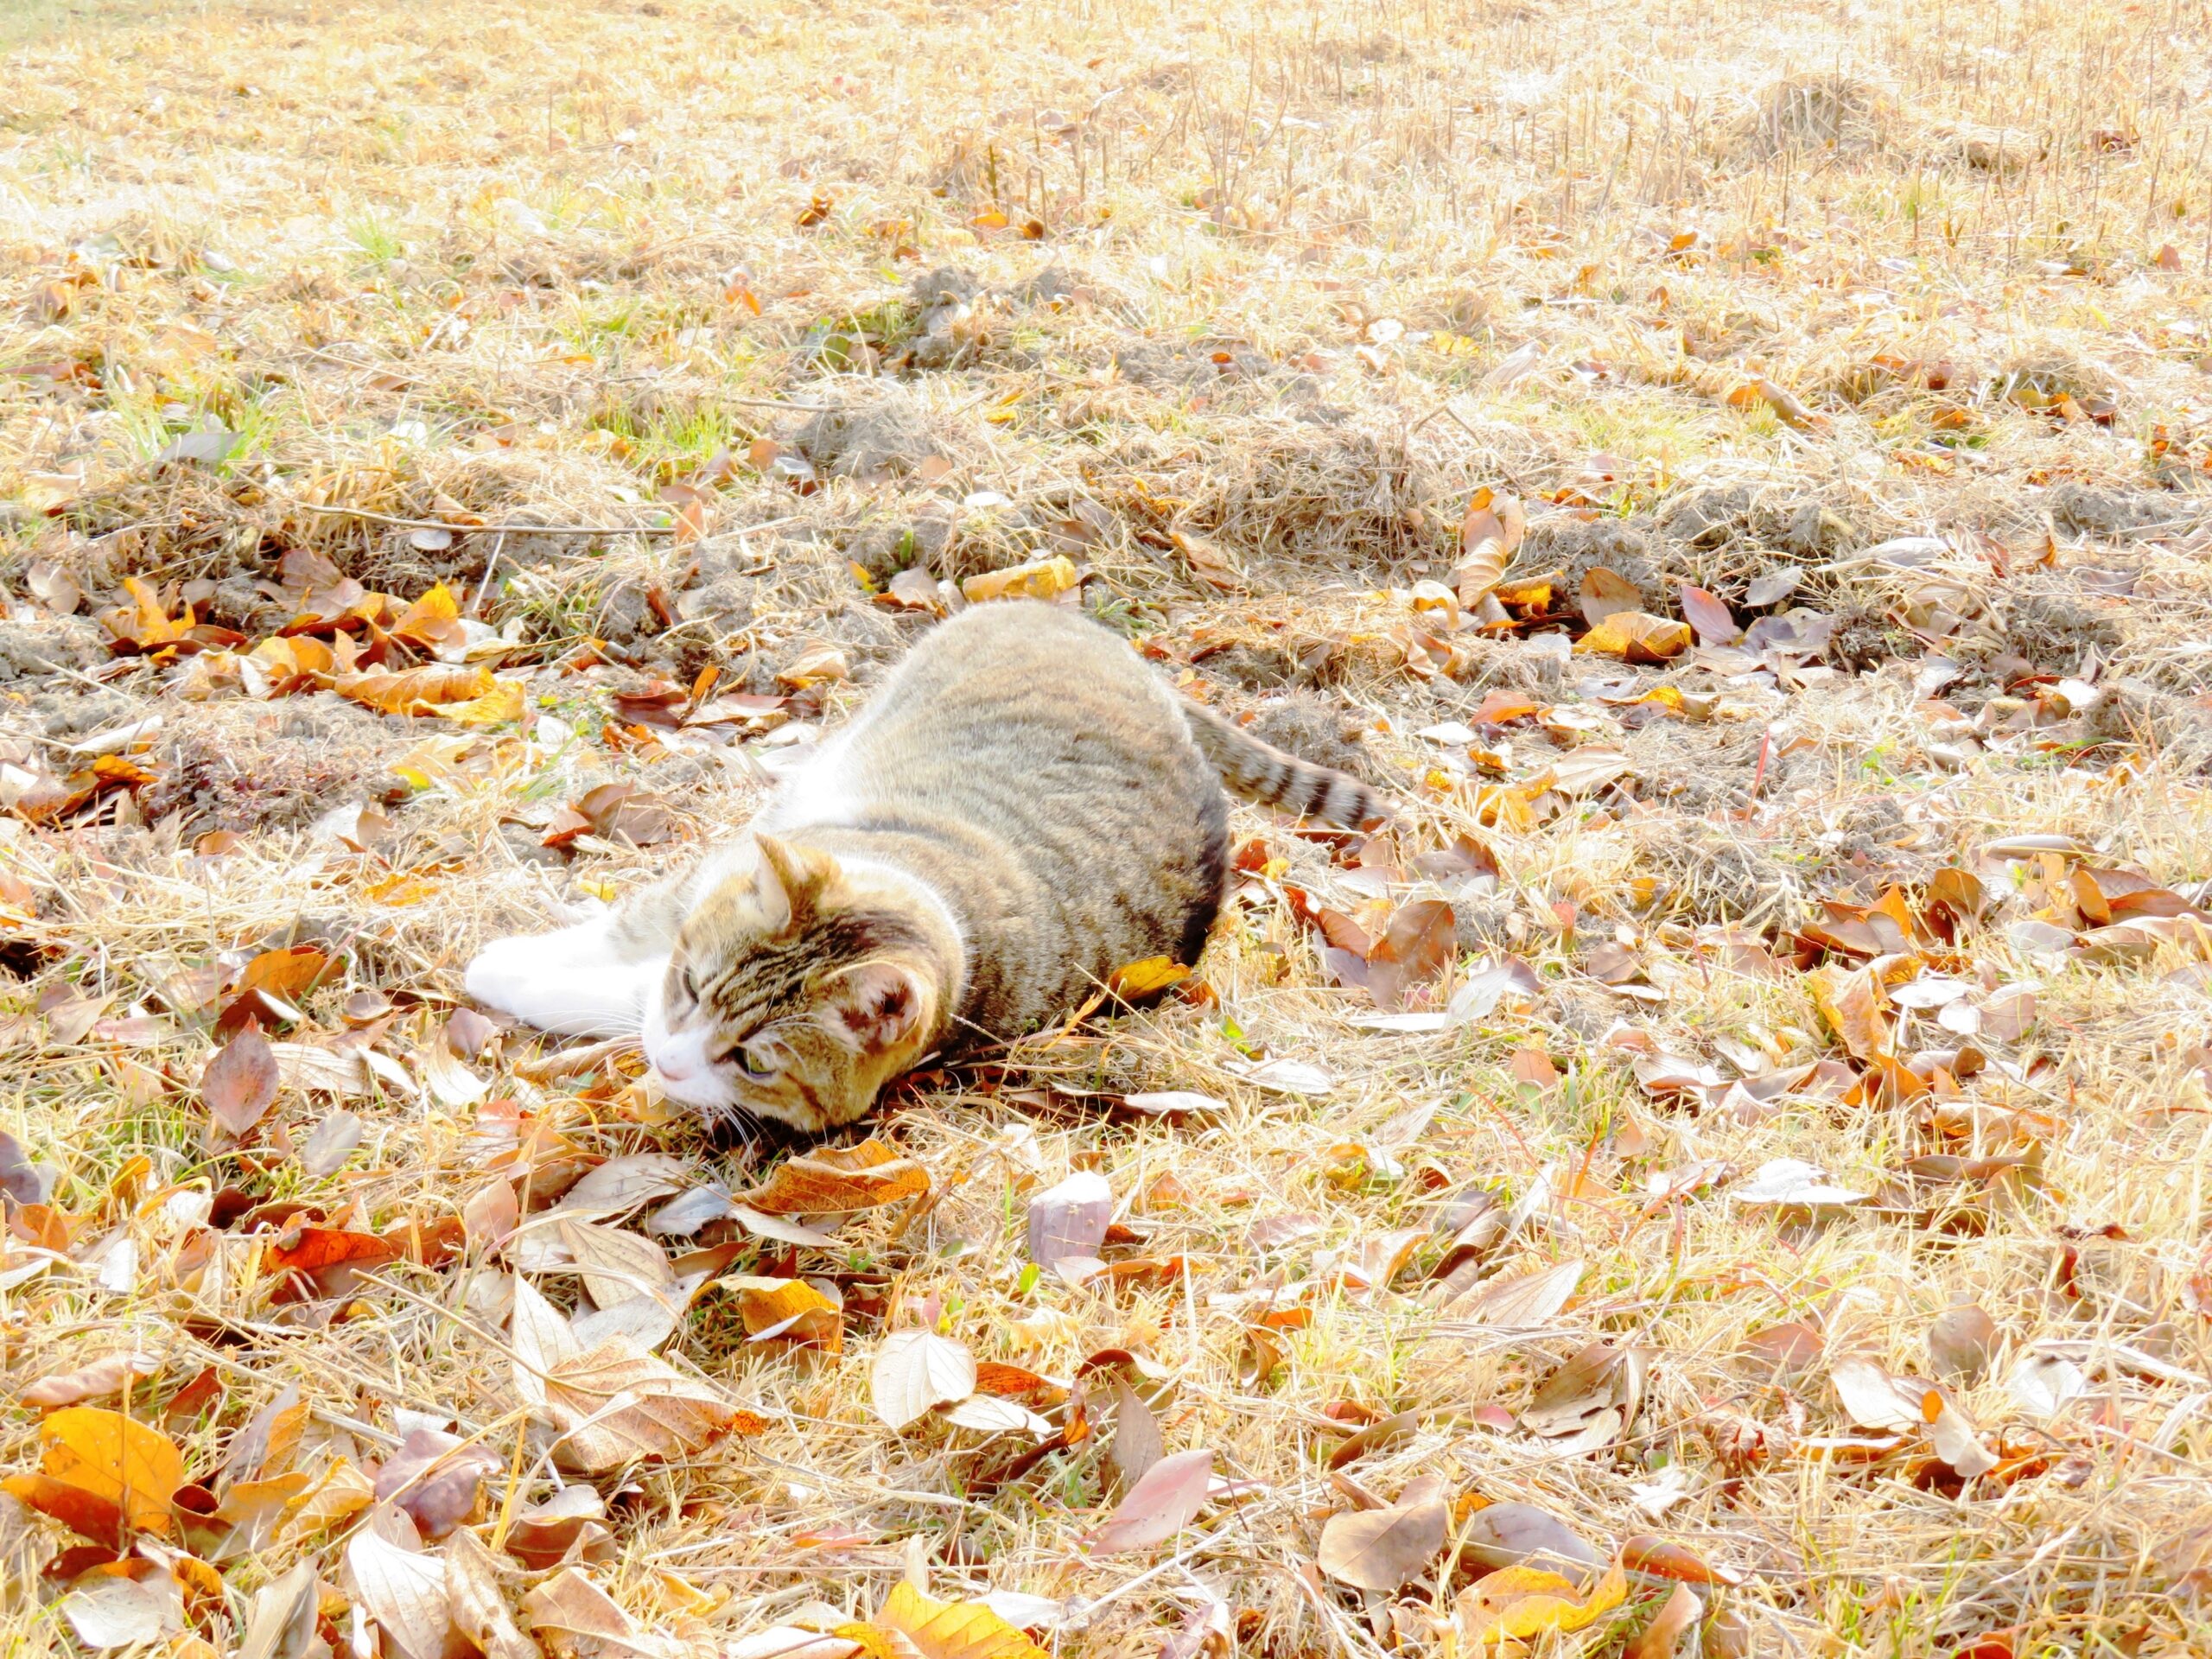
[[4, 0, 2212, 1653]]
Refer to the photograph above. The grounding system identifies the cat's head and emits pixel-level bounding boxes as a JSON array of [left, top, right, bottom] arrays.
[[642, 835, 946, 1135]]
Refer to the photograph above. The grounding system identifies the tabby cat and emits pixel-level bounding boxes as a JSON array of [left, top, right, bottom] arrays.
[[464, 601, 1382, 1135]]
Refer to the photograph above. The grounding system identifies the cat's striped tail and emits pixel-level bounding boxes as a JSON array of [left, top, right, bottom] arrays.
[[1180, 701, 1387, 829]]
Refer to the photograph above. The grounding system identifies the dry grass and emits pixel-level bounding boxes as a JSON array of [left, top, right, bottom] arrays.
[[3, 0, 2212, 1653]]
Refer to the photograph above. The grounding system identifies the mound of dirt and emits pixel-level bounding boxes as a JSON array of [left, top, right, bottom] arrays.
[[1630, 816, 1807, 931], [0, 615, 107, 683], [143, 699, 410, 835], [1722, 73, 1897, 163], [796, 386, 950, 482], [1120, 412, 1430, 580]]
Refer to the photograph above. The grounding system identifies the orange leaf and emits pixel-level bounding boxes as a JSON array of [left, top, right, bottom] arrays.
[[239, 946, 333, 1002], [35, 1408, 186, 1537], [1573, 611, 1691, 663], [737, 1139, 931, 1216]]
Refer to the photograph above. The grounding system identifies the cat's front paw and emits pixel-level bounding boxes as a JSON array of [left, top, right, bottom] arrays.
[[463, 933, 541, 1017]]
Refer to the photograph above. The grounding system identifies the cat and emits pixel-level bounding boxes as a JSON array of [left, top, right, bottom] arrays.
[[463, 600, 1382, 1136]]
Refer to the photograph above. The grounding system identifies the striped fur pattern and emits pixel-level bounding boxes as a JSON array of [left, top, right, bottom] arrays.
[[1181, 700, 1382, 830], [464, 601, 1383, 1135]]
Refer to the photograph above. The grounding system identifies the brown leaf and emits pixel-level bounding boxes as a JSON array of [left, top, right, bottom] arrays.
[[1167, 531, 1244, 594], [1624, 1582, 1703, 1659], [1105, 1373, 1164, 1495], [520, 1567, 640, 1655], [374, 1427, 501, 1541], [0, 1471, 127, 1548], [1808, 964, 1890, 1061], [20, 1351, 160, 1409], [1084, 1446, 1212, 1554], [1454, 488, 1525, 606], [1026, 1170, 1113, 1268], [738, 1138, 931, 1215], [347, 1529, 452, 1659], [1317, 1494, 1450, 1591], [443, 1527, 537, 1659], [1676, 582, 1741, 646], [1521, 1341, 1643, 1450], [239, 945, 334, 1002], [511, 1280, 757, 1471], [1929, 1306, 2000, 1384], [1578, 566, 1643, 626], [1363, 899, 1456, 1012], [201, 1027, 279, 1141], [726, 1275, 844, 1351]]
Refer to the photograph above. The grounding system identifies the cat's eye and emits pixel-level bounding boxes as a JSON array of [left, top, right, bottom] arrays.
[[731, 1043, 778, 1081], [677, 967, 697, 1002]]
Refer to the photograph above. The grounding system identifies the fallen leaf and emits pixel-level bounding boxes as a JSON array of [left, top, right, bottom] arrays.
[[871, 1329, 978, 1429], [865, 1580, 1050, 1659], [1831, 1357, 1923, 1432], [346, 1527, 451, 1659], [1108, 955, 1190, 998], [1732, 1159, 1867, 1207], [61, 1573, 182, 1650], [1317, 1493, 1449, 1590], [1104, 1373, 1164, 1491], [961, 555, 1079, 603], [1677, 583, 1741, 646], [557, 1218, 675, 1310], [523, 1566, 655, 1656], [726, 1275, 843, 1350], [444, 1527, 537, 1659], [1573, 611, 1692, 662], [334, 665, 523, 726], [1807, 964, 1889, 1060], [1578, 566, 1643, 625], [201, 1027, 280, 1141], [739, 1139, 931, 1215], [1624, 1582, 1703, 1659], [1027, 1170, 1114, 1268], [1929, 1306, 2000, 1383], [1455, 488, 1526, 605], [375, 1427, 501, 1540], [1363, 899, 1457, 1012], [300, 1110, 364, 1177], [34, 1407, 184, 1536], [1453, 1561, 1628, 1643], [1084, 1446, 1212, 1553], [21, 1351, 160, 1409], [510, 1280, 756, 1470], [2006, 1352, 2086, 1418], [1168, 531, 1244, 594]]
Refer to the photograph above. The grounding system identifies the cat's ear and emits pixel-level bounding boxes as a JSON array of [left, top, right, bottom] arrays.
[[825, 960, 930, 1054], [751, 834, 837, 932]]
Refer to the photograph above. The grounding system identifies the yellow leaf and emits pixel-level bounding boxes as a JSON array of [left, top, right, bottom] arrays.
[[871, 1580, 1051, 1659], [1109, 956, 1190, 998], [1453, 1562, 1627, 1644], [1573, 611, 1692, 663], [1807, 963, 1890, 1061], [961, 556, 1079, 604], [390, 582, 463, 647], [38, 1407, 186, 1537]]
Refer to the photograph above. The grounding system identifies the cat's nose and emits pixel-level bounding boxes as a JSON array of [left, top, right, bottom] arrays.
[[653, 1052, 696, 1083]]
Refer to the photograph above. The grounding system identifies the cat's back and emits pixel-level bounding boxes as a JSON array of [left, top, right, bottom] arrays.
[[796, 601, 1229, 1038]]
